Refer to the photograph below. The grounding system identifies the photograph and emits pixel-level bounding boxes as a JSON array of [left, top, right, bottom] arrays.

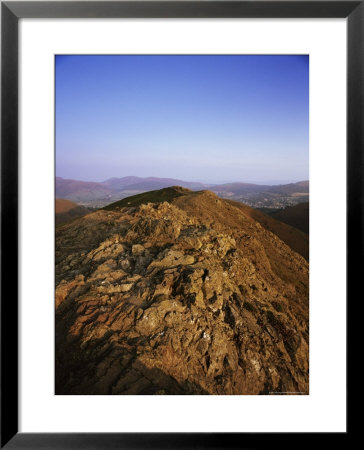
[[55, 54, 309, 395]]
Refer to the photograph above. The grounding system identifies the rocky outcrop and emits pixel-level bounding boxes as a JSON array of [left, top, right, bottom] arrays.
[[56, 188, 309, 395]]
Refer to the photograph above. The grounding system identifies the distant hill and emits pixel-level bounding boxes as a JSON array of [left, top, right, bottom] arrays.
[[269, 202, 309, 235], [56, 176, 207, 207], [55, 198, 90, 226], [56, 176, 309, 209], [211, 182, 270, 194], [210, 180, 309, 210], [101, 176, 205, 192], [101, 176, 144, 190], [56, 177, 113, 204], [269, 181, 309, 194], [211, 180, 309, 196], [120, 178, 205, 191]]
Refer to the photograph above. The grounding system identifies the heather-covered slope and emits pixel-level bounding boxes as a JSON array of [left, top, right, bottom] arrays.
[[270, 202, 309, 235], [56, 187, 309, 395]]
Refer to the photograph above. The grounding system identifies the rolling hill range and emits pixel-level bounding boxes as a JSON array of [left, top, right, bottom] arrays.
[[210, 180, 309, 209], [210, 180, 309, 195], [56, 176, 207, 207], [56, 176, 309, 209], [102, 176, 205, 192], [56, 187, 309, 395]]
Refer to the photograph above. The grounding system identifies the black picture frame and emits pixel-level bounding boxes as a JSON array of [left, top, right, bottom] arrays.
[[1, 1, 356, 448]]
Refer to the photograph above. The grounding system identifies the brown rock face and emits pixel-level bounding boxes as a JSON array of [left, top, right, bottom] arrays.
[[55, 188, 309, 395]]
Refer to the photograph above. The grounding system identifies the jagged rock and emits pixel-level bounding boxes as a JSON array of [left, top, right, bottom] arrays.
[[148, 249, 195, 270], [132, 244, 145, 255]]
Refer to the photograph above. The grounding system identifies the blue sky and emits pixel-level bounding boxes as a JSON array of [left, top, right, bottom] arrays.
[[56, 55, 309, 184]]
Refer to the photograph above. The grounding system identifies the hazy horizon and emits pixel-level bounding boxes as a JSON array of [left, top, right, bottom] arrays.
[[56, 173, 308, 186], [56, 55, 309, 184]]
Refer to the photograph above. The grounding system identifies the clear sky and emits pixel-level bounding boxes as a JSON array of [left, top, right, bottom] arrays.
[[56, 55, 309, 184]]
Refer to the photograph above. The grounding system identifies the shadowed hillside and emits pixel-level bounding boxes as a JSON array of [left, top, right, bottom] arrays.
[[55, 199, 90, 226], [103, 186, 192, 209], [269, 202, 309, 235]]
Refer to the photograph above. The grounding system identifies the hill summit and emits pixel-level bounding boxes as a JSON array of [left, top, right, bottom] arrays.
[[56, 187, 309, 395]]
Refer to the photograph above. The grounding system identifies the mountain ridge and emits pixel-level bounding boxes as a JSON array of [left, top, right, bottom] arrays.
[[56, 176, 309, 209], [104, 187, 308, 261], [56, 186, 309, 395]]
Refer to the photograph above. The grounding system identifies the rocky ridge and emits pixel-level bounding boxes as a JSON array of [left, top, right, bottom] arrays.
[[56, 187, 309, 395]]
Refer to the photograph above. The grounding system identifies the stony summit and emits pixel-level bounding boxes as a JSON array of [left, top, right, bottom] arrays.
[[55, 187, 309, 395]]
